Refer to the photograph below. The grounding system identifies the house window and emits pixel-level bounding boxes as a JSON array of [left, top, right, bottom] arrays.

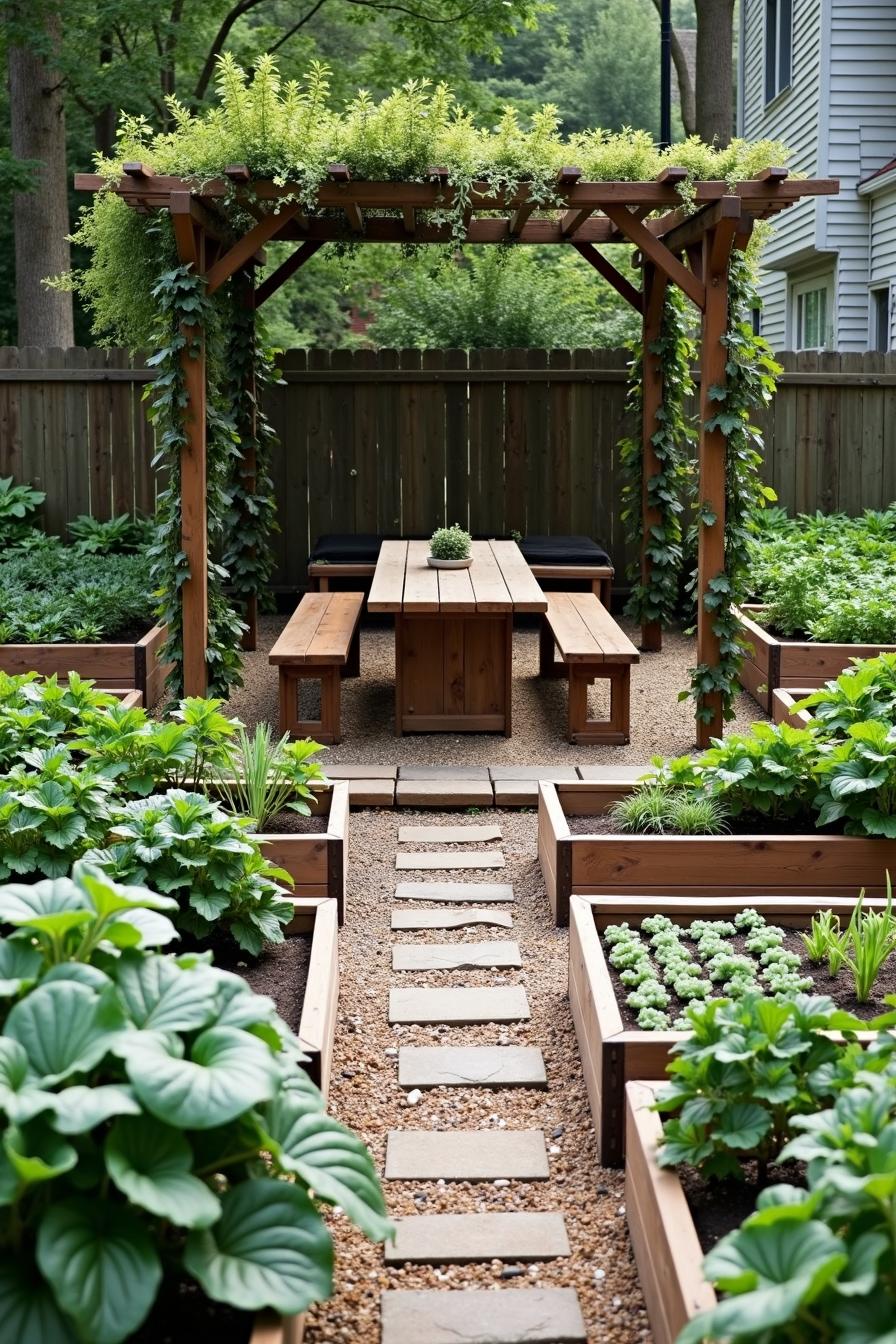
[[872, 287, 891, 352], [793, 275, 832, 351], [765, 0, 793, 103]]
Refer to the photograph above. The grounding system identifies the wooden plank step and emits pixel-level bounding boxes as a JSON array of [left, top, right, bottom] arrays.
[[392, 941, 522, 971], [394, 882, 514, 903], [398, 1045, 547, 1089], [381, 1289, 586, 1343], [384, 1129, 549, 1180], [398, 823, 502, 843], [388, 986, 529, 1025], [391, 908, 514, 930], [395, 851, 504, 871], [384, 1211, 570, 1264]]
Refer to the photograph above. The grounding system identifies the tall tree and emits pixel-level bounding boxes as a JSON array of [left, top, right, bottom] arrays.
[[7, 4, 73, 344], [694, 0, 734, 145]]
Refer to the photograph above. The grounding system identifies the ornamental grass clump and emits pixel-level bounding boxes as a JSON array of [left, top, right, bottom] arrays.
[[429, 524, 472, 561], [211, 724, 327, 830], [609, 783, 729, 835], [0, 864, 391, 1343]]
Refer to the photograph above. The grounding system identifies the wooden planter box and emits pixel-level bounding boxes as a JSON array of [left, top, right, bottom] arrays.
[[286, 895, 339, 1100], [735, 604, 896, 714], [571, 893, 880, 1167], [252, 1309, 305, 1344], [538, 779, 896, 927], [771, 686, 813, 729], [0, 622, 170, 706], [255, 781, 349, 924], [625, 1080, 715, 1344]]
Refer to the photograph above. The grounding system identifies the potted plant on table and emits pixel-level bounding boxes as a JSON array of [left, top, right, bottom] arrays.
[[428, 524, 473, 569]]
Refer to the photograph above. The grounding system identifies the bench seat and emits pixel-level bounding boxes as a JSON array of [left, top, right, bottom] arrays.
[[269, 592, 363, 744], [540, 592, 639, 744]]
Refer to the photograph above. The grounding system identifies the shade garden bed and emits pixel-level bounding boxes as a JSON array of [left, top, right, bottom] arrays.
[[0, 621, 171, 705], [254, 780, 349, 924], [538, 779, 896, 927], [735, 603, 896, 713], [569, 894, 882, 1166]]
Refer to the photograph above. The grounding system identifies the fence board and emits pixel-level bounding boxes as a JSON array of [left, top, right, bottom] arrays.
[[0, 347, 893, 590]]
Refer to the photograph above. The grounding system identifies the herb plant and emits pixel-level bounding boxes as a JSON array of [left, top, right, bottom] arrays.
[[0, 546, 154, 643], [0, 864, 391, 1343], [840, 879, 896, 1002], [0, 474, 45, 545], [0, 748, 116, 880], [67, 512, 153, 554], [76, 696, 239, 797], [212, 724, 327, 830], [429, 524, 472, 561]]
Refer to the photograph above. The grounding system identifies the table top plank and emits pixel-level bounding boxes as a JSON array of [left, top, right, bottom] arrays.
[[468, 540, 512, 612], [368, 540, 407, 612], [437, 563, 477, 613], [489, 540, 548, 612], [403, 540, 441, 612]]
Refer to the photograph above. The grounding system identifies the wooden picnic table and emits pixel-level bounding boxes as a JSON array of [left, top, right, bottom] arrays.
[[368, 539, 547, 735]]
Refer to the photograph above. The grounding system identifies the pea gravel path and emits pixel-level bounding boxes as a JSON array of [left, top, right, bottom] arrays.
[[300, 810, 651, 1344], [227, 616, 764, 762]]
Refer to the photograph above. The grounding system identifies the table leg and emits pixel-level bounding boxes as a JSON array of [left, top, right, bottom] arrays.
[[394, 615, 403, 736], [504, 614, 513, 737]]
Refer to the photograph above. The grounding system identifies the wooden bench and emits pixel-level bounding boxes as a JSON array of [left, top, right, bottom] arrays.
[[269, 592, 363, 745], [539, 593, 640, 745]]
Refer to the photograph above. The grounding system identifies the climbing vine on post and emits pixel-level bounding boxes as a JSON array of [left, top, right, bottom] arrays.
[[686, 249, 780, 726], [619, 286, 696, 630]]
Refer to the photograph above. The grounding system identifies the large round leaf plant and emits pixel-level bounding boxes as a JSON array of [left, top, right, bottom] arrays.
[[0, 864, 391, 1343]]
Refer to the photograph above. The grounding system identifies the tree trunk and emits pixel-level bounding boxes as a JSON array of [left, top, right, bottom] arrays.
[[8, 9, 74, 346], [694, 0, 735, 146]]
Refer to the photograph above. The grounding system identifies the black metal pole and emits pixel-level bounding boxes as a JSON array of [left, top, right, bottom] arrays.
[[659, 0, 672, 149]]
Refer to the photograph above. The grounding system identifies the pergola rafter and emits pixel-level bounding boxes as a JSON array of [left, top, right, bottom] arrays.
[[76, 164, 836, 745]]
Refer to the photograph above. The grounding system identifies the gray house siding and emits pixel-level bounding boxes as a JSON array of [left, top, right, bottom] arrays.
[[738, 0, 896, 351], [868, 183, 896, 347]]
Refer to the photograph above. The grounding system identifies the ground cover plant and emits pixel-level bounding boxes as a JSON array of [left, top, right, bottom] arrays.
[[0, 864, 391, 1343], [746, 506, 896, 644], [0, 545, 155, 644]]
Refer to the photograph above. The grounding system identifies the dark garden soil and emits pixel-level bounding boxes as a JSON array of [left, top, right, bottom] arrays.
[[566, 814, 829, 836], [681, 1163, 806, 1254], [130, 1280, 254, 1344], [237, 933, 313, 1034], [261, 810, 329, 835], [604, 927, 896, 1031]]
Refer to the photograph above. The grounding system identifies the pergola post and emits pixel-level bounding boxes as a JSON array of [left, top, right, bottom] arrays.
[[695, 225, 731, 747], [236, 266, 258, 652], [180, 321, 209, 697], [640, 263, 668, 652]]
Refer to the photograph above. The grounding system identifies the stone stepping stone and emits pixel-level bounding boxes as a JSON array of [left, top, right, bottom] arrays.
[[389, 986, 529, 1025], [392, 941, 521, 971], [384, 1211, 570, 1264], [380, 1289, 587, 1343], [398, 766, 492, 779], [396, 851, 504, 871], [394, 881, 513, 903], [385, 1129, 549, 1180], [398, 823, 502, 844], [398, 1045, 547, 1090], [391, 908, 514, 931], [490, 766, 581, 780], [395, 779, 495, 807]]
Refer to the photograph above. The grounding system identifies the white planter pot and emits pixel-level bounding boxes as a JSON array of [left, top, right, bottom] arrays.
[[427, 556, 473, 569]]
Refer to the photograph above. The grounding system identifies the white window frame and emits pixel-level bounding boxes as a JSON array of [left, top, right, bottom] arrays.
[[870, 284, 893, 353], [764, 0, 794, 105], [791, 273, 834, 352]]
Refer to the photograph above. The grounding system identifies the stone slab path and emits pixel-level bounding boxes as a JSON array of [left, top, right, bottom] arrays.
[[384, 1211, 570, 1264], [392, 940, 522, 971], [381, 1288, 587, 1343], [397, 1044, 547, 1089], [389, 985, 530, 1025], [390, 908, 514, 930], [395, 851, 505, 870], [385, 1129, 550, 1180], [394, 880, 514, 902], [398, 823, 502, 843]]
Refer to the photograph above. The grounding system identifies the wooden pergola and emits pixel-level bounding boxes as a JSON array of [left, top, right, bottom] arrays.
[[76, 163, 836, 745]]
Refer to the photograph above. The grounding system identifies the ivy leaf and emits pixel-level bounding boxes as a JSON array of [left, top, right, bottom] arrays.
[[105, 1115, 221, 1228], [184, 1179, 332, 1315], [0, 1257, 76, 1344], [122, 1026, 281, 1128], [36, 1198, 161, 1344]]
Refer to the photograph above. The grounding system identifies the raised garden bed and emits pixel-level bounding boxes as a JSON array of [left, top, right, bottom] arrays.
[[735, 603, 896, 713], [625, 1080, 715, 1344], [0, 621, 170, 706], [254, 780, 349, 924], [570, 893, 880, 1166], [134, 1297, 305, 1344], [771, 685, 813, 728], [538, 779, 896, 927]]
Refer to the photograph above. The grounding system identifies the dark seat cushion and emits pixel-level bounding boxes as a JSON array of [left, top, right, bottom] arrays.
[[309, 534, 390, 564], [520, 535, 612, 568]]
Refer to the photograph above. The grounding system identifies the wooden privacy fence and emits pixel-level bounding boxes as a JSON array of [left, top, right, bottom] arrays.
[[0, 347, 894, 591]]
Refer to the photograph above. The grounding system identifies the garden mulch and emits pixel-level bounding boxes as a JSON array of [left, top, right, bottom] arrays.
[[301, 809, 650, 1344]]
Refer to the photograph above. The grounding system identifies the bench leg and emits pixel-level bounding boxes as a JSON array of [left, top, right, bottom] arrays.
[[592, 576, 613, 609], [539, 617, 567, 679], [567, 664, 631, 746], [279, 666, 342, 745], [342, 624, 361, 679]]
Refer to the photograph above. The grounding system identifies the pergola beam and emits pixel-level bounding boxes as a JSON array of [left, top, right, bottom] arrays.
[[254, 241, 325, 305], [571, 242, 642, 311], [602, 203, 706, 309], [205, 204, 301, 294]]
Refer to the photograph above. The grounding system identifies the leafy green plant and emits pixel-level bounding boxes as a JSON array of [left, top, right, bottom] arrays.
[[67, 512, 153, 554], [0, 672, 116, 770], [0, 864, 391, 1342], [0, 475, 45, 545], [795, 654, 896, 735], [212, 724, 327, 830], [610, 783, 729, 835], [813, 720, 896, 837], [84, 790, 294, 954], [76, 696, 239, 797], [0, 546, 154, 643], [0, 748, 117, 879], [429, 524, 472, 561], [697, 721, 820, 822], [654, 993, 862, 1181]]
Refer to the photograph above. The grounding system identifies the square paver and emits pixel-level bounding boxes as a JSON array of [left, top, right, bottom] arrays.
[[398, 1045, 547, 1089], [393, 882, 514, 903], [388, 985, 529, 1025], [489, 766, 581, 781], [384, 1129, 549, 1180], [392, 941, 521, 971], [384, 1211, 570, 1264], [381, 1289, 586, 1343], [396, 851, 504, 871]]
